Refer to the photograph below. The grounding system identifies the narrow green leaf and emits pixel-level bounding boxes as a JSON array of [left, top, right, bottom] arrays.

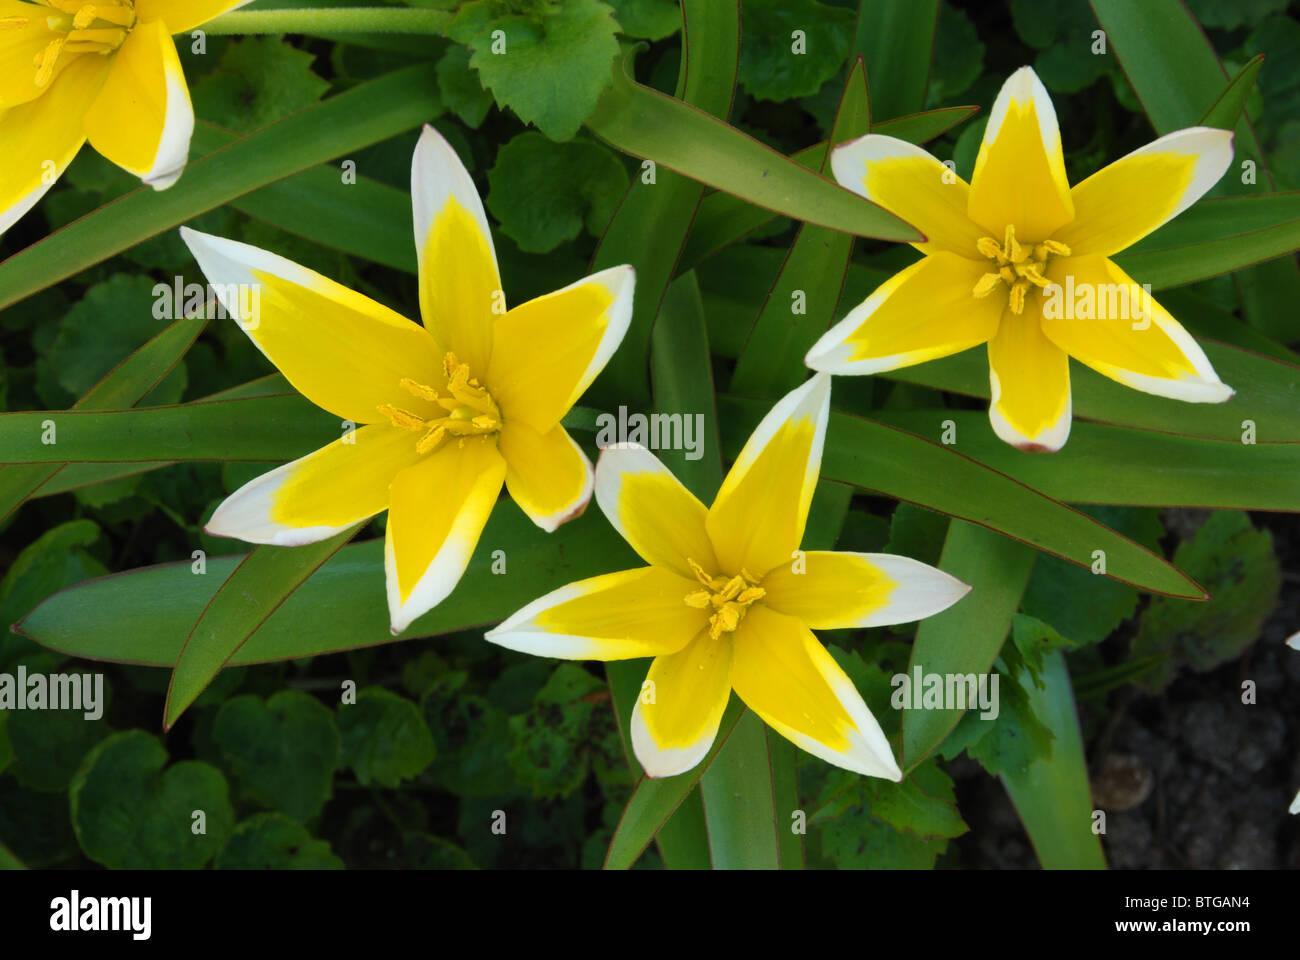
[[730, 58, 870, 396], [0, 311, 205, 522], [718, 397, 1205, 599], [676, 105, 975, 274], [163, 524, 364, 730], [873, 411, 1300, 511], [903, 522, 1036, 769], [881, 339, 1300, 443], [1201, 54, 1266, 129], [0, 64, 441, 313], [17, 504, 639, 666], [700, 709, 780, 869], [585, 55, 921, 243], [1001, 652, 1108, 869], [853, 0, 940, 121], [587, 0, 738, 411]]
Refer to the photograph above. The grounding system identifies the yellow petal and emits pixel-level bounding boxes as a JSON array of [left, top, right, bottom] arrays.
[[180, 227, 443, 426], [206, 423, 422, 546], [830, 133, 986, 257], [0, 54, 106, 235], [83, 20, 193, 189], [487, 264, 634, 433], [135, 0, 252, 33], [762, 551, 970, 629], [1042, 254, 1232, 403], [485, 566, 705, 661], [706, 374, 829, 578], [804, 252, 1003, 375], [594, 443, 718, 579], [732, 606, 900, 780], [0, 0, 66, 108], [631, 629, 733, 778], [1053, 127, 1234, 257], [968, 66, 1074, 242], [987, 303, 1072, 451], [497, 419, 592, 532], [412, 125, 501, 373], [385, 437, 506, 635]]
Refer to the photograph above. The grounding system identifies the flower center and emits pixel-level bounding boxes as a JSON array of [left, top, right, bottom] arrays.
[[9, 0, 137, 89], [971, 225, 1071, 315], [377, 352, 502, 455], [683, 558, 766, 640]]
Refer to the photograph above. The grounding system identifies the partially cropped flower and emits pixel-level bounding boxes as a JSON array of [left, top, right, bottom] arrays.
[[183, 126, 634, 634], [1, 0, 250, 234], [807, 66, 1235, 452], [486, 373, 969, 779]]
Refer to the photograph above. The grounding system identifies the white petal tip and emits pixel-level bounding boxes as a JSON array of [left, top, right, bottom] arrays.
[[1285, 632, 1300, 651]]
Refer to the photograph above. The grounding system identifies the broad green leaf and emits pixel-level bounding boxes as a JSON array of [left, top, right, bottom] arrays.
[[0, 520, 107, 644], [487, 132, 629, 253], [0, 64, 442, 313], [191, 37, 330, 133], [5, 678, 111, 793], [437, 44, 494, 128], [211, 692, 341, 823], [873, 411, 1300, 512], [738, 0, 854, 102], [719, 397, 1205, 598], [18, 503, 638, 666], [1132, 512, 1280, 690], [588, 0, 739, 411], [448, 0, 621, 141], [927, 2, 984, 103], [585, 53, 921, 244], [69, 730, 235, 868], [215, 813, 344, 869], [1000, 652, 1108, 869], [164, 524, 364, 729], [903, 522, 1036, 769], [337, 687, 435, 788], [853, 0, 939, 121], [507, 665, 608, 800], [609, 0, 681, 39], [676, 105, 977, 273], [881, 338, 1300, 443], [730, 58, 870, 396]]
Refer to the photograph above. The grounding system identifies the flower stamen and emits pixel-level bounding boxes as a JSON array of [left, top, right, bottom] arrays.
[[30, 0, 134, 86], [377, 353, 502, 455], [971, 224, 1072, 315], [684, 558, 765, 640]]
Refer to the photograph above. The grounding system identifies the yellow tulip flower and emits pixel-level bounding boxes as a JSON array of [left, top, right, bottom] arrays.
[[486, 373, 970, 779], [182, 126, 635, 634], [0, 0, 249, 234], [806, 66, 1235, 452]]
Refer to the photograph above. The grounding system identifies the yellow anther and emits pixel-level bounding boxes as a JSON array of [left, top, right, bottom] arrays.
[[377, 404, 426, 432], [684, 559, 765, 639], [0, 16, 31, 28], [33, 38, 64, 87], [972, 272, 1002, 298], [72, 6, 96, 28], [1003, 224, 1023, 262], [975, 236, 1003, 260], [415, 425, 446, 455], [1042, 239, 1071, 257], [1008, 282, 1028, 315], [399, 377, 440, 403], [684, 589, 712, 609], [66, 26, 125, 44]]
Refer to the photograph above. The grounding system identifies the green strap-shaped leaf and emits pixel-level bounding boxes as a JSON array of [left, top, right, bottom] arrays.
[[677, 105, 977, 274], [881, 338, 1300, 443], [852, 0, 940, 122], [700, 711, 781, 869], [718, 396, 1203, 599], [1001, 652, 1107, 869], [0, 64, 441, 313], [0, 311, 205, 522], [1200, 54, 1265, 130], [730, 58, 871, 397], [163, 524, 365, 730], [903, 522, 1036, 769], [16, 505, 639, 666], [874, 411, 1300, 512], [584, 52, 921, 244]]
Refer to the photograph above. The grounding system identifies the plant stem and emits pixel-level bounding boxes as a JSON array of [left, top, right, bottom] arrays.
[[201, 7, 450, 36]]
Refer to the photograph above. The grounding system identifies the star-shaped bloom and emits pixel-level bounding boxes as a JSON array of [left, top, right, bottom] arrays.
[[807, 66, 1235, 452], [183, 126, 634, 634], [1, 0, 250, 234], [486, 373, 970, 779]]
